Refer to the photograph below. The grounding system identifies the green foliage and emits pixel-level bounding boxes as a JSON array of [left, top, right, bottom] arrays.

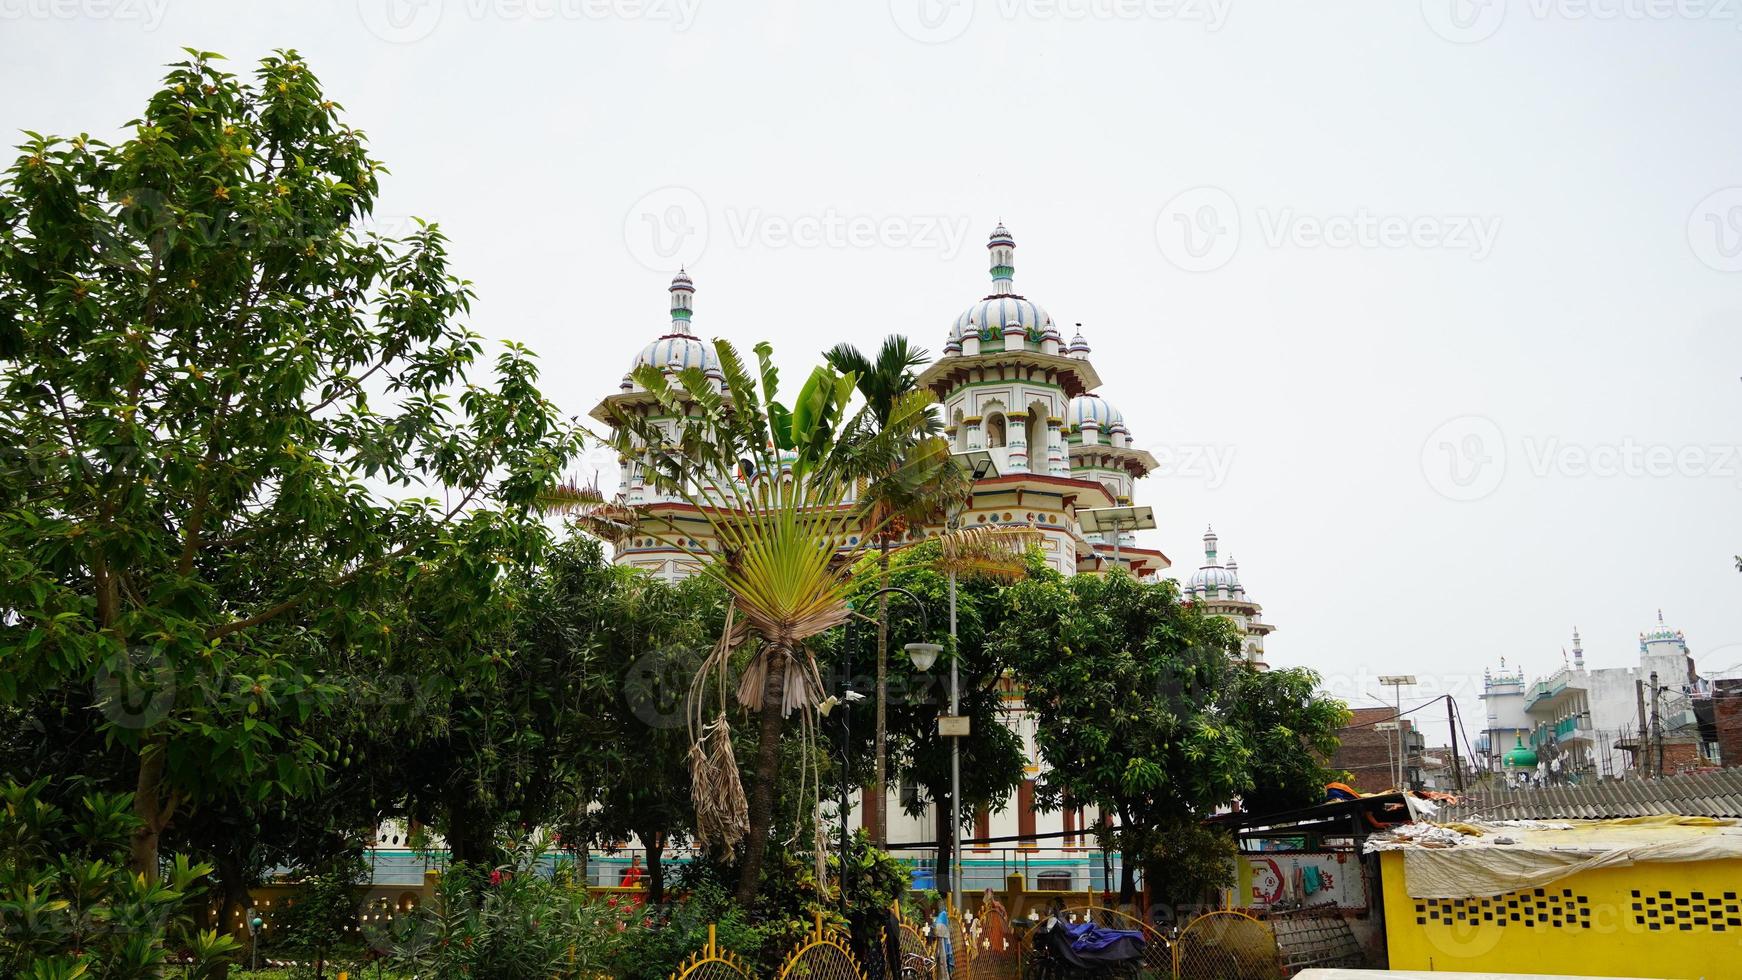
[[568, 567, 728, 902], [607, 874, 765, 980], [991, 572, 1347, 899], [827, 541, 1030, 823], [0, 777, 238, 977], [386, 838, 604, 980], [1141, 817, 1237, 911], [0, 49, 580, 873], [275, 851, 369, 973], [1228, 667, 1350, 815], [832, 829, 912, 924]]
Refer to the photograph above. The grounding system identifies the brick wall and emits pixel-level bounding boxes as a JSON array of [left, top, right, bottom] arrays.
[[1715, 680, 1742, 769], [1332, 707, 1418, 793]]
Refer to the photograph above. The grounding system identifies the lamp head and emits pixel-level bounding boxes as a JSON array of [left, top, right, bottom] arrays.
[[905, 642, 943, 672]]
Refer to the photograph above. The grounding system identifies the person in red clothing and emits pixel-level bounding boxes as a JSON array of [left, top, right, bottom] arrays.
[[619, 854, 645, 887]]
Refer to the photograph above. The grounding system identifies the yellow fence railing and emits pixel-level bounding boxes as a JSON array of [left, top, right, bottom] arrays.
[[666, 906, 1288, 980]]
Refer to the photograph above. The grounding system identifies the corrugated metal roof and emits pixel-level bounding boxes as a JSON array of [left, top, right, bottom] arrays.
[[1435, 769, 1742, 821]]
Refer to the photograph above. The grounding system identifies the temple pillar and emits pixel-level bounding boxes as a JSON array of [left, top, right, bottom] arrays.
[[1007, 417, 1029, 472], [1045, 417, 1068, 475]]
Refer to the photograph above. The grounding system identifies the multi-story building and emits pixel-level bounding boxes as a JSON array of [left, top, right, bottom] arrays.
[[1488, 613, 1713, 784]]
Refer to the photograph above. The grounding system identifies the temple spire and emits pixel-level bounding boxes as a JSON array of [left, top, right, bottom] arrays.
[[669, 269, 695, 334], [989, 222, 1015, 296]]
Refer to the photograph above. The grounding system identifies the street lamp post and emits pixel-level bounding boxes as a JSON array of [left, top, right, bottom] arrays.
[[936, 450, 999, 913], [833, 587, 937, 912]]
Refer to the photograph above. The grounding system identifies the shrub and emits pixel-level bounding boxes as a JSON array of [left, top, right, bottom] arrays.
[[0, 777, 238, 978]]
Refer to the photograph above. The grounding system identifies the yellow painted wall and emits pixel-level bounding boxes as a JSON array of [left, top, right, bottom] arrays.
[[1381, 851, 1742, 978]]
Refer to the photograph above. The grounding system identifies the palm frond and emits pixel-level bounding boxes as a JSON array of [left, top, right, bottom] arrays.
[[934, 525, 1044, 579]]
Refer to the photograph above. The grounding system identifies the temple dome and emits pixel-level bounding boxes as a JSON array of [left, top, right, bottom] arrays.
[[1184, 526, 1242, 597], [627, 271, 721, 384], [945, 223, 1059, 353], [632, 334, 718, 375], [1067, 393, 1124, 435], [949, 295, 1054, 345]]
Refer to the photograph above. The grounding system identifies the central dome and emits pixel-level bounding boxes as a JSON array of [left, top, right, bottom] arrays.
[[632, 334, 719, 375], [620, 271, 723, 390], [943, 223, 1061, 355], [950, 295, 1055, 344]]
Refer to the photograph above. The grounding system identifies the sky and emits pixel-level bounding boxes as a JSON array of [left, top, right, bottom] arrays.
[[4, 0, 1740, 752]]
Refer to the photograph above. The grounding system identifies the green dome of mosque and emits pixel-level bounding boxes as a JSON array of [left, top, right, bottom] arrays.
[[1503, 735, 1538, 769]]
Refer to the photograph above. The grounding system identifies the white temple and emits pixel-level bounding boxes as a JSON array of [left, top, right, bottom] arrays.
[[586, 224, 1276, 879]]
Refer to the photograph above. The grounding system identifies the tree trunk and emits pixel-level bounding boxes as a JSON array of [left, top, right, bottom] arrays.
[[643, 830, 666, 904], [214, 851, 253, 980], [873, 540, 891, 847], [444, 793, 496, 869], [735, 653, 788, 906], [130, 743, 170, 880]]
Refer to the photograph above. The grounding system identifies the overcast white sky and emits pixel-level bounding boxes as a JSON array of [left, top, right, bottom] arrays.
[[6, 0, 1741, 751]]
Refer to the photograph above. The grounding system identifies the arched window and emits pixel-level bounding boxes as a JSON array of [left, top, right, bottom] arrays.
[[985, 412, 1007, 448]]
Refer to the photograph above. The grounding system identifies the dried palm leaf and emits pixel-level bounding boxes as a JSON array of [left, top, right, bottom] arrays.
[[934, 525, 1044, 579]]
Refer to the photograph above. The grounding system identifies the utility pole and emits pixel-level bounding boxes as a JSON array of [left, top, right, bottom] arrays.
[[1650, 671, 1663, 780], [1447, 697, 1464, 792], [1634, 679, 1649, 778], [1379, 676, 1417, 789]]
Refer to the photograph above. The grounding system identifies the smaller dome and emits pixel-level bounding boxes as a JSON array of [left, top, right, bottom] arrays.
[[1067, 393, 1123, 432], [1504, 735, 1538, 769], [1184, 526, 1241, 596], [1067, 326, 1090, 356]]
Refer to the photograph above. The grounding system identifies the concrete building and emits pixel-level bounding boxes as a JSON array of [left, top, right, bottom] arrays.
[[1492, 613, 1715, 784], [1478, 661, 1530, 773]]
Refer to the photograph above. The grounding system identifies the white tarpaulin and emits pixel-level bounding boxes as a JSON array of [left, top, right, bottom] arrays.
[[1363, 815, 1742, 899]]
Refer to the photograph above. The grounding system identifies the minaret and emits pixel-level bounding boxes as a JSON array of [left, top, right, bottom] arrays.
[[669, 269, 695, 333], [1572, 627, 1584, 669], [1203, 525, 1218, 566], [989, 222, 1015, 296]]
